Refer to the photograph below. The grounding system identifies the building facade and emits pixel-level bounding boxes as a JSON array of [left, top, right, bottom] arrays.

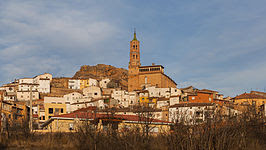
[[128, 32, 177, 92]]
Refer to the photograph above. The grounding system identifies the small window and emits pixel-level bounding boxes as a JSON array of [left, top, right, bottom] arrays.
[[61, 108, 64, 113], [49, 108, 53, 114], [94, 93, 98, 95]]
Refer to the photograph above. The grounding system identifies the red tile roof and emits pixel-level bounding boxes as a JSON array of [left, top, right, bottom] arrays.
[[234, 93, 266, 100], [52, 110, 171, 124], [169, 103, 215, 108]]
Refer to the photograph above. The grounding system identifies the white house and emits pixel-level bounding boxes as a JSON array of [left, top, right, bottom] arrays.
[[63, 92, 83, 113], [17, 91, 39, 101], [83, 86, 102, 99], [169, 96, 180, 106], [169, 103, 215, 125], [68, 79, 80, 89], [33, 73, 52, 93], [111, 89, 130, 108], [88, 78, 98, 87], [99, 78, 111, 88], [1, 84, 17, 101]]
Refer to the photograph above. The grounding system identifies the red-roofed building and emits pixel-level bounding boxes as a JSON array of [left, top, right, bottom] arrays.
[[233, 92, 266, 110], [41, 107, 172, 133]]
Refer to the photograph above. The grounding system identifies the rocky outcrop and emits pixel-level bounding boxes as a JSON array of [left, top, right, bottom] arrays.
[[73, 64, 128, 90]]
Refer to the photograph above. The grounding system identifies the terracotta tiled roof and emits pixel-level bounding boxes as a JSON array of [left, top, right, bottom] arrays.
[[234, 93, 266, 100], [199, 89, 218, 94], [73, 106, 97, 112], [157, 97, 169, 101], [169, 103, 215, 108], [33, 114, 38, 118], [52, 111, 171, 124]]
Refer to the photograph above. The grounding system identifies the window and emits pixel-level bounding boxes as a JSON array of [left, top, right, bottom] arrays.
[[42, 116, 45, 120], [55, 108, 59, 113], [61, 108, 64, 113], [94, 93, 98, 95], [49, 108, 53, 114], [192, 97, 195, 100], [69, 123, 74, 130], [145, 76, 147, 84]]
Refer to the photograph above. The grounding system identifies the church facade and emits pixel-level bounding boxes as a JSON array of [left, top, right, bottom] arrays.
[[128, 32, 177, 92]]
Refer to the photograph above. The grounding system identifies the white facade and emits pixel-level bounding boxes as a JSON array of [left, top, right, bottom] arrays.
[[2, 85, 17, 101], [157, 100, 169, 109], [99, 78, 110, 88], [33, 73, 52, 93], [64, 92, 83, 113], [83, 86, 102, 98], [146, 86, 181, 98], [169, 104, 215, 125], [89, 78, 98, 87], [18, 83, 38, 91], [18, 78, 34, 84], [17, 91, 39, 101], [68, 79, 80, 89], [34, 73, 52, 81], [169, 96, 180, 106], [128, 91, 138, 106], [70, 98, 93, 112], [111, 90, 130, 107]]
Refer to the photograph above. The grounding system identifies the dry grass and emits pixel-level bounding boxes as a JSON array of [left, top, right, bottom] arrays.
[[0, 113, 265, 150]]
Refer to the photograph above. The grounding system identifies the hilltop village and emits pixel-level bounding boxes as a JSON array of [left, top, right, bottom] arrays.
[[0, 32, 265, 132]]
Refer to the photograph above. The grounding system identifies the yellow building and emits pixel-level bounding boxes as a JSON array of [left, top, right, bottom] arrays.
[[44, 103, 66, 121], [80, 79, 90, 90], [234, 92, 266, 107], [0, 101, 28, 129]]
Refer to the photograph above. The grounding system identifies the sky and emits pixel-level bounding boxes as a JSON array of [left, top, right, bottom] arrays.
[[0, 0, 266, 97]]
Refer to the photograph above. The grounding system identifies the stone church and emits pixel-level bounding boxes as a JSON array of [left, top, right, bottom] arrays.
[[128, 31, 177, 92]]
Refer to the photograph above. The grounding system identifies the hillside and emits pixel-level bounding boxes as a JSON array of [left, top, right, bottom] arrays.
[[73, 64, 128, 90]]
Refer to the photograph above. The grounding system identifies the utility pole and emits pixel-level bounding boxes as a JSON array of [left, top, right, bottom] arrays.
[[29, 85, 33, 132]]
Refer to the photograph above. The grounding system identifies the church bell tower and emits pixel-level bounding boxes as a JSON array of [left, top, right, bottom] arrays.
[[128, 30, 140, 91], [129, 30, 140, 68]]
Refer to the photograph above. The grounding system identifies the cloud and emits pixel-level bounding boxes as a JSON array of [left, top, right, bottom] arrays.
[[0, 0, 266, 97], [0, 0, 120, 84]]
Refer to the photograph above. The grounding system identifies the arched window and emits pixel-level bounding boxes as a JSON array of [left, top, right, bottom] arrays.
[[133, 55, 135, 59]]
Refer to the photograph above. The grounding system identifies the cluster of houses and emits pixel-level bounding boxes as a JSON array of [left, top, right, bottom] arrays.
[[0, 73, 266, 133]]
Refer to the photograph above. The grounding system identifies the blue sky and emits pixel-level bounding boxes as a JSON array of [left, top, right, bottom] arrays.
[[1, 0, 266, 96]]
